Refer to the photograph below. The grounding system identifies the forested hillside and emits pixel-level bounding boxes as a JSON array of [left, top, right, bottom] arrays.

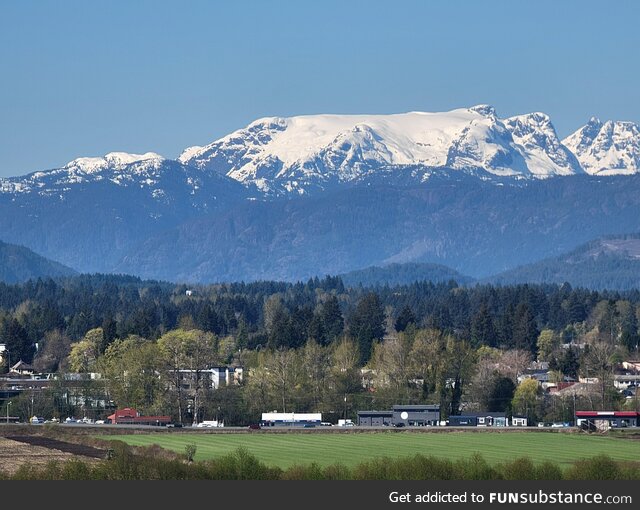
[[489, 234, 640, 290], [340, 262, 474, 287], [0, 240, 76, 284], [1, 274, 639, 424]]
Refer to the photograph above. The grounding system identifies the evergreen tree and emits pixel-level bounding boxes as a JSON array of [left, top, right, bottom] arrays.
[[100, 316, 118, 354], [320, 296, 344, 344], [566, 293, 587, 323], [349, 293, 385, 365], [487, 375, 516, 413], [394, 305, 416, 333], [0, 316, 34, 364], [513, 303, 539, 353], [268, 307, 293, 349], [196, 303, 220, 335], [470, 302, 496, 347]]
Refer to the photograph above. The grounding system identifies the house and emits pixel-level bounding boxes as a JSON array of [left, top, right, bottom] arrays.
[[613, 374, 640, 390], [357, 405, 440, 427], [9, 360, 34, 376], [107, 407, 170, 426], [622, 361, 640, 373], [260, 412, 322, 427], [448, 412, 508, 427], [511, 416, 528, 427]]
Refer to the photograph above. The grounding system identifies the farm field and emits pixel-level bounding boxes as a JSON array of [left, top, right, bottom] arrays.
[[100, 431, 640, 468]]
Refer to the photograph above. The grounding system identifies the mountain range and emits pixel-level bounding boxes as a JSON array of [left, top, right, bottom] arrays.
[[1, 105, 640, 283], [0, 240, 76, 284], [487, 234, 640, 290]]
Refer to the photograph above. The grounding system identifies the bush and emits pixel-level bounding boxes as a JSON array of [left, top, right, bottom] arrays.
[[566, 455, 621, 480], [184, 443, 197, 463]]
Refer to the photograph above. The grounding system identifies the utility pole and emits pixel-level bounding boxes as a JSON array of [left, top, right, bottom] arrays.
[[343, 394, 347, 422]]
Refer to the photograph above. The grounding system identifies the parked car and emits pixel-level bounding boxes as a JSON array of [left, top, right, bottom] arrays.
[[248, 423, 262, 430], [30, 416, 44, 424]]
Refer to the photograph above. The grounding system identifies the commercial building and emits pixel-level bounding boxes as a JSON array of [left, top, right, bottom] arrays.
[[357, 404, 440, 427], [260, 412, 322, 427], [575, 411, 640, 431], [357, 410, 393, 427], [448, 412, 508, 427]]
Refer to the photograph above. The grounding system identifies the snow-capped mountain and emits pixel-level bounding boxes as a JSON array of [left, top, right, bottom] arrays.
[[0, 151, 248, 273], [503, 112, 583, 177], [1, 104, 640, 282], [0, 151, 244, 206], [179, 105, 583, 194], [562, 118, 640, 176]]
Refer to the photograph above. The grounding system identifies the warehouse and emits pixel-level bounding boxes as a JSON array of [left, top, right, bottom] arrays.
[[393, 405, 440, 426], [357, 410, 393, 427], [357, 405, 440, 427]]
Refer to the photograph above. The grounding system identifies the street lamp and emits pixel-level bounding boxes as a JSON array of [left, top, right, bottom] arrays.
[[6, 401, 12, 424]]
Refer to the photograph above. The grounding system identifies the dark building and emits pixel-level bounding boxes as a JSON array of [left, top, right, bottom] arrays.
[[393, 405, 440, 426], [357, 410, 393, 427], [448, 412, 508, 427], [357, 405, 440, 427]]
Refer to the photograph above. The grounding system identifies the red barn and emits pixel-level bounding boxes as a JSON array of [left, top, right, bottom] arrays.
[[107, 407, 170, 426]]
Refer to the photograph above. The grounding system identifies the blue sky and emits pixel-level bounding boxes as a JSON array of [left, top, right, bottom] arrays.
[[1, 0, 638, 177]]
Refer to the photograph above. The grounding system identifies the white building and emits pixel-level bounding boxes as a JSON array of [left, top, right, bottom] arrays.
[[178, 366, 244, 390], [261, 412, 322, 427]]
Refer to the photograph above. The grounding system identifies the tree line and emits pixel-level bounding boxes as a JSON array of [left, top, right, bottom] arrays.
[[1, 274, 640, 424]]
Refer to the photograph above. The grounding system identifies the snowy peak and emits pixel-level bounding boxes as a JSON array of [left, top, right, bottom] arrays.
[[180, 105, 583, 194], [563, 119, 640, 175], [468, 104, 497, 117], [0, 150, 241, 202], [65, 151, 165, 174], [504, 113, 583, 176]]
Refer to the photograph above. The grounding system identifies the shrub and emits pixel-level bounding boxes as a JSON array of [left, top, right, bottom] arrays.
[[184, 443, 197, 463], [566, 455, 621, 480]]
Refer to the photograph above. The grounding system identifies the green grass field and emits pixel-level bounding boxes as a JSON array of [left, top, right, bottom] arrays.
[[98, 431, 640, 469]]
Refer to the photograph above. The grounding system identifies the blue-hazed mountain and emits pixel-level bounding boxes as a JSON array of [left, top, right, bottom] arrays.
[[339, 263, 475, 288], [1, 105, 640, 283], [0, 153, 250, 272], [487, 234, 640, 290], [0, 239, 76, 283], [115, 175, 640, 283]]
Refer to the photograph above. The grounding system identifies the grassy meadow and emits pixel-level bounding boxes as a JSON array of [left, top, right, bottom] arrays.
[[99, 430, 640, 469]]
